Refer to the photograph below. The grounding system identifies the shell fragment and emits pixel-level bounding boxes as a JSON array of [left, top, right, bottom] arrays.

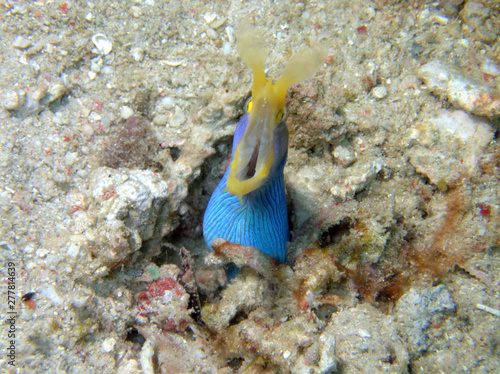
[[92, 33, 112, 55]]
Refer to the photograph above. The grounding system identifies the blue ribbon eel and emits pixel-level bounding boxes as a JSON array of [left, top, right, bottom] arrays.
[[203, 24, 326, 279]]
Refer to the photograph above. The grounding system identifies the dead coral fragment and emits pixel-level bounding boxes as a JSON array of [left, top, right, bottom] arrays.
[[202, 274, 267, 330], [238, 309, 320, 369], [418, 60, 500, 118], [80, 167, 176, 279], [292, 249, 343, 311], [136, 276, 191, 332], [205, 238, 278, 277], [138, 325, 222, 373]]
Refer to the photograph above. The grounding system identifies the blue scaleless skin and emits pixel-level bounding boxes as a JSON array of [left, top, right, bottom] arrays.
[[203, 114, 289, 263], [203, 24, 326, 277]]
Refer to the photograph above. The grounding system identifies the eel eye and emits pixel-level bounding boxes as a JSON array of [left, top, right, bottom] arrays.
[[245, 98, 253, 113]]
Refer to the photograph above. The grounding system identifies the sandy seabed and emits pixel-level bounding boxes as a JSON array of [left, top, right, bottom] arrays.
[[0, 1, 499, 373]]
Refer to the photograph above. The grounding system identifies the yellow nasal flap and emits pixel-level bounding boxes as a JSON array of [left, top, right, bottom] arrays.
[[225, 23, 327, 201]]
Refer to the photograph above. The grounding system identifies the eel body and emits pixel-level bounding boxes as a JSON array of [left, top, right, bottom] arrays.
[[203, 113, 289, 264], [203, 24, 326, 276]]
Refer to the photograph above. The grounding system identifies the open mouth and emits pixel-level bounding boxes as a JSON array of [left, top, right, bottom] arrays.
[[245, 139, 260, 179], [224, 101, 276, 200]]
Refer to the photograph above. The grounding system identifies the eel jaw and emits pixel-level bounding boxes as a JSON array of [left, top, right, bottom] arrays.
[[225, 95, 278, 202]]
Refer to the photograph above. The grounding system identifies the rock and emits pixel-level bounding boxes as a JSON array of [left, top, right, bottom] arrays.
[[431, 109, 493, 147], [406, 109, 494, 187], [316, 303, 409, 373], [135, 275, 191, 330], [91, 167, 175, 240], [418, 60, 500, 118], [138, 325, 222, 373], [77, 167, 180, 278], [330, 158, 383, 200], [287, 157, 337, 226], [395, 285, 456, 353], [460, 1, 499, 43], [292, 324, 338, 374], [408, 146, 459, 187]]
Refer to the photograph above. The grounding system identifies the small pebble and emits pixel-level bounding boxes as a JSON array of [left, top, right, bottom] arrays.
[[152, 114, 168, 126], [46, 34, 61, 45], [23, 244, 35, 254], [30, 41, 44, 54], [48, 83, 67, 102], [225, 26, 235, 43], [11, 5, 28, 14], [12, 36, 32, 49], [203, 12, 217, 24], [210, 17, 226, 30], [81, 124, 94, 136], [372, 85, 388, 99], [160, 96, 175, 109], [480, 60, 500, 76], [36, 248, 50, 258], [2, 90, 25, 110], [431, 15, 448, 25], [130, 6, 141, 18], [332, 143, 356, 167], [66, 241, 81, 258], [65, 152, 79, 167], [102, 338, 116, 353], [19, 54, 28, 65], [131, 47, 144, 62], [120, 106, 134, 119], [222, 41, 231, 55], [358, 329, 372, 338], [437, 178, 448, 192], [206, 28, 218, 40], [163, 290, 173, 303], [31, 85, 48, 102]]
